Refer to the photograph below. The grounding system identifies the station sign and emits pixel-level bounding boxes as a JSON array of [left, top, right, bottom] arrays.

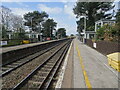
[[93, 42, 96, 48], [0, 41, 8, 45]]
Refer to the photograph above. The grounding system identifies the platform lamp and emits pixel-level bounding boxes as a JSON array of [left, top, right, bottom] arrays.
[[30, 17, 33, 39], [80, 14, 87, 44]]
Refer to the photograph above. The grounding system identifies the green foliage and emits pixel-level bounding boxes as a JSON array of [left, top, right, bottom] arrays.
[[1, 25, 7, 39], [42, 19, 57, 38], [24, 11, 48, 32], [13, 28, 28, 40], [96, 24, 120, 41], [112, 22, 120, 41], [96, 26, 105, 40], [73, 2, 114, 32], [70, 34, 74, 36], [116, 10, 120, 23], [57, 28, 67, 38], [76, 18, 84, 33], [87, 26, 95, 31]]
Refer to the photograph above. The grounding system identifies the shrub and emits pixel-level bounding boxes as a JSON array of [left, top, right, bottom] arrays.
[[96, 23, 120, 42]]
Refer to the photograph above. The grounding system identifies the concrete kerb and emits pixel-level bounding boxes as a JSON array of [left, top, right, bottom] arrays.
[[55, 40, 73, 88], [0, 47, 2, 90]]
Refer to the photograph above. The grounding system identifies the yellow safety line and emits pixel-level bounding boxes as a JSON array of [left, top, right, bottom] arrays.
[[76, 44, 92, 89]]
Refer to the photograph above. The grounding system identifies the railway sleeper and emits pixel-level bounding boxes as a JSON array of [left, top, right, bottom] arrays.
[[46, 63, 54, 66], [27, 81, 42, 89], [30, 76, 45, 82], [48, 61, 55, 64], [40, 68, 51, 72], [11, 62, 21, 65], [43, 65, 52, 69], [4, 65, 16, 68], [35, 72, 48, 77], [2, 67, 13, 71], [11, 63, 20, 66]]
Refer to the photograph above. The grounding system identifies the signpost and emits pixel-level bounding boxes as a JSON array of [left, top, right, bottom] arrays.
[[0, 41, 8, 45], [93, 42, 96, 48]]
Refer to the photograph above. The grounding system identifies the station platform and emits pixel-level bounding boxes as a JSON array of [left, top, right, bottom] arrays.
[[2, 40, 56, 53], [60, 38, 119, 88]]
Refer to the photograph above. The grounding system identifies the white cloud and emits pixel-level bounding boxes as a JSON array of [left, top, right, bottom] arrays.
[[10, 8, 33, 17], [64, 3, 76, 19], [38, 4, 62, 14], [1, 0, 77, 2], [2, 0, 21, 2], [52, 17, 77, 35], [17, 2, 29, 7], [2, 0, 117, 2]]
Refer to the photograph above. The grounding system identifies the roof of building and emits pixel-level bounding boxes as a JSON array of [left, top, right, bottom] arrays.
[[95, 19, 116, 23], [81, 31, 95, 34]]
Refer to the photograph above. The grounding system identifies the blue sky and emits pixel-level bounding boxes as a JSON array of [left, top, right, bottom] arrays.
[[2, 2, 77, 35], [1, 0, 120, 35]]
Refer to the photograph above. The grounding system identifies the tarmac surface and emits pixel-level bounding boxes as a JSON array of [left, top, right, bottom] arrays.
[[62, 38, 119, 88]]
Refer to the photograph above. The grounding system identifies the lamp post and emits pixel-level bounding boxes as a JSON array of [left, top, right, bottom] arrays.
[[81, 14, 87, 43], [30, 17, 33, 39], [84, 15, 86, 42], [39, 23, 42, 42]]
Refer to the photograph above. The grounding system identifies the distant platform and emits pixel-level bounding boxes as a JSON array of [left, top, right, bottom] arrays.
[[2, 40, 57, 53]]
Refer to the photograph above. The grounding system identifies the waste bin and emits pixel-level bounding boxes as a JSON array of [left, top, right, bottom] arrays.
[[107, 52, 120, 72]]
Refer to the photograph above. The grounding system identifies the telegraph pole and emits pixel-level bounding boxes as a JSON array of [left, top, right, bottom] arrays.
[[82, 15, 87, 43]]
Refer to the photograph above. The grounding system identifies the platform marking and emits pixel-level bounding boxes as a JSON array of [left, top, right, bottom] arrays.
[[76, 44, 92, 89]]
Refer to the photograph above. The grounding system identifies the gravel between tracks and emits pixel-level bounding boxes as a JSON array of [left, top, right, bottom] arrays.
[[2, 41, 68, 89], [24, 44, 67, 89]]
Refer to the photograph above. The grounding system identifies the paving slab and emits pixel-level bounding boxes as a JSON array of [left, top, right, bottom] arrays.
[[61, 40, 74, 88], [73, 39, 86, 88], [73, 38, 119, 88]]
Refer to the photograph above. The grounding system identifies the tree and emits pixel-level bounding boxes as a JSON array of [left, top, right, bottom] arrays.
[[11, 15, 24, 32], [76, 18, 84, 34], [24, 11, 48, 32], [96, 24, 120, 41], [111, 24, 120, 41], [116, 10, 120, 23], [96, 24, 110, 40], [57, 28, 67, 38], [73, 2, 115, 31], [13, 28, 28, 40], [1, 6, 26, 40], [70, 34, 74, 36], [42, 19, 57, 38], [0, 6, 11, 30], [1, 25, 7, 39]]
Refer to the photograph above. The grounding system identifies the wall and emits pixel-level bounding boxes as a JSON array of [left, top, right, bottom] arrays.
[[85, 39, 120, 55]]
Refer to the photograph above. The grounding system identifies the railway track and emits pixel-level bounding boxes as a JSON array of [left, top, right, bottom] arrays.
[[2, 39, 72, 89], [1, 42, 63, 77], [12, 40, 71, 90]]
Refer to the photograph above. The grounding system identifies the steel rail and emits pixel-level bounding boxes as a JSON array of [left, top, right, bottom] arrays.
[[2, 40, 65, 67], [12, 40, 71, 90], [39, 41, 71, 89], [1, 41, 67, 77]]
